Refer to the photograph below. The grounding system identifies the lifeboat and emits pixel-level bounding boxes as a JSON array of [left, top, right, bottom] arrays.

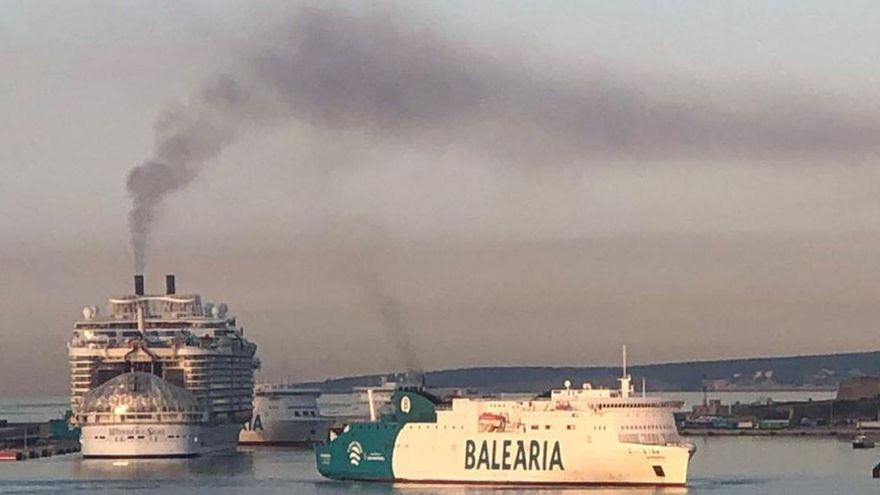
[[478, 412, 507, 432]]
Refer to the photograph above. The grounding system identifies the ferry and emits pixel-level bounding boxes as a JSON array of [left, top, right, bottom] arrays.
[[315, 348, 695, 486], [69, 274, 259, 457], [239, 384, 333, 446]]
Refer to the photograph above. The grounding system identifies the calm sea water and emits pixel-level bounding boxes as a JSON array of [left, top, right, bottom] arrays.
[[3, 391, 871, 495], [1, 437, 877, 494]]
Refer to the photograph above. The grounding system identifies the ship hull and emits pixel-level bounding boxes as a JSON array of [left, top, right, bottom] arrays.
[[81, 423, 242, 458], [394, 431, 689, 485], [239, 417, 334, 446], [317, 425, 691, 486]]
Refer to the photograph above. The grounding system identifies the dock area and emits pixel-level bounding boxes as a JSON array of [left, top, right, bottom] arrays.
[[677, 377, 880, 441], [0, 420, 81, 461], [681, 426, 863, 438]]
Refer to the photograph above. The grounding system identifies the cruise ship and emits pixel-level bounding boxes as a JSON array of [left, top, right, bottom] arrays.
[[239, 384, 333, 446], [69, 274, 258, 457], [316, 349, 695, 486]]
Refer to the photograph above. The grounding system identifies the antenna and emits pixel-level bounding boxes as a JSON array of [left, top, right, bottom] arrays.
[[618, 345, 632, 398], [367, 389, 377, 422]]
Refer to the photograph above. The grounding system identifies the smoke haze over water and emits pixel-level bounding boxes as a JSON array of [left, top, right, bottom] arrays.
[[126, 3, 880, 272], [9, 1, 880, 394]]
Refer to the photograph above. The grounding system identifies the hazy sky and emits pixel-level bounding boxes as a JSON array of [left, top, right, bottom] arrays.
[[3, 1, 880, 395]]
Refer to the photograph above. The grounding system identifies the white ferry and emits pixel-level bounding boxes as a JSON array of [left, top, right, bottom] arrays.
[[239, 384, 333, 446], [316, 349, 695, 486], [69, 274, 258, 457]]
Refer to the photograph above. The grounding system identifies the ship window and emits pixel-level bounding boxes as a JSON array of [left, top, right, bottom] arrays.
[[530, 425, 539, 430], [295, 411, 301, 417], [545, 425, 551, 430], [567, 425, 575, 430], [653, 465, 665, 477]]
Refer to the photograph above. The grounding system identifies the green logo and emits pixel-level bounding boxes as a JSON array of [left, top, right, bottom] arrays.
[[347, 441, 363, 466]]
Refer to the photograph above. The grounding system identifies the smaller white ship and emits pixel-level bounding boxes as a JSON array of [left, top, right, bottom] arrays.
[[239, 384, 333, 446]]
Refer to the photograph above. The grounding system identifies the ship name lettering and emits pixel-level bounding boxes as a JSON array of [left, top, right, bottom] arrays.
[[464, 440, 564, 471]]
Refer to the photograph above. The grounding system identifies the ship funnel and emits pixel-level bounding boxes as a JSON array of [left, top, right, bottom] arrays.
[[165, 274, 176, 295], [134, 274, 145, 296]]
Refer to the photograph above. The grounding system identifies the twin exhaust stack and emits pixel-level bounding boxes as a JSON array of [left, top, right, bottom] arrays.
[[133, 273, 176, 296], [132, 274, 177, 333]]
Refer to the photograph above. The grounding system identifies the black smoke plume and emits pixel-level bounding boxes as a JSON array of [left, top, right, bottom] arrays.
[[126, 3, 880, 270]]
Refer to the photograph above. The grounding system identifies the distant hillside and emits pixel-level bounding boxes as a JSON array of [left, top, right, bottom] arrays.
[[307, 350, 880, 393]]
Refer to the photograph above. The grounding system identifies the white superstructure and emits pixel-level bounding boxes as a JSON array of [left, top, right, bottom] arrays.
[[350, 371, 425, 420], [239, 384, 333, 446], [69, 274, 258, 457]]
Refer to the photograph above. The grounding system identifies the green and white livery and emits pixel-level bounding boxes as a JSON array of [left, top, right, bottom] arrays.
[[316, 349, 696, 486]]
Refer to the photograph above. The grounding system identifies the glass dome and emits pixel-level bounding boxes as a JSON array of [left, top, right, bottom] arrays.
[[80, 371, 201, 414]]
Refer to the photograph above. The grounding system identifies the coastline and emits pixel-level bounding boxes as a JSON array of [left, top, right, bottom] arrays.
[[681, 427, 865, 438]]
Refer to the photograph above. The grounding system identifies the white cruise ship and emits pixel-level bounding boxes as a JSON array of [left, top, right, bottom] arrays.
[[316, 348, 696, 486], [69, 274, 258, 458], [239, 384, 333, 446]]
